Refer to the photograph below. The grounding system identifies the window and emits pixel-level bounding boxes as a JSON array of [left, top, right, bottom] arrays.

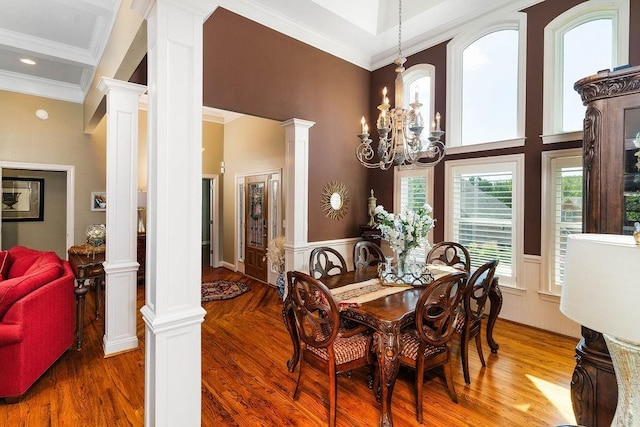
[[447, 13, 527, 153], [445, 155, 524, 288], [402, 64, 435, 131], [541, 149, 583, 295], [394, 167, 434, 262], [542, 0, 629, 143]]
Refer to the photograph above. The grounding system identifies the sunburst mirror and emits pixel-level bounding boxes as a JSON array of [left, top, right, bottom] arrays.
[[322, 181, 349, 220]]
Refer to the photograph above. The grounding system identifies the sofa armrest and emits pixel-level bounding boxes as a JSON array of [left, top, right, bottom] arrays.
[[0, 324, 23, 345]]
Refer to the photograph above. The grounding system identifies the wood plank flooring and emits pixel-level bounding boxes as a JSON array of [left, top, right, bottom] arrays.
[[0, 267, 580, 426]]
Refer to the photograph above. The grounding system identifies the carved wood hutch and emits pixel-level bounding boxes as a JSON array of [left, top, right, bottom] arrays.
[[573, 65, 640, 426]]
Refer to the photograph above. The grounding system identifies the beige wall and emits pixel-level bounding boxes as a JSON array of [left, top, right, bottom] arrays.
[[222, 115, 284, 265], [0, 90, 107, 250]]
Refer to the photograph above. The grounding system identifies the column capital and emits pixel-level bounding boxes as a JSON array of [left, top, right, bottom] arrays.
[[98, 77, 147, 96], [281, 118, 316, 130]]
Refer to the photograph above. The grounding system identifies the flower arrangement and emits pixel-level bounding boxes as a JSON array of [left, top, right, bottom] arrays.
[[264, 235, 286, 274], [374, 204, 435, 260]]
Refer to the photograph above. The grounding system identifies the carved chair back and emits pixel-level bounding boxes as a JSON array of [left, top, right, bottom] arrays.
[[353, 240, 385, 270], [426, 242, 471, 272], [309, 247, 347, 279]]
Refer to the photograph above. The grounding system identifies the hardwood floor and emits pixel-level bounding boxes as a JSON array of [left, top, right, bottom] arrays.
[[0, 267, 579, 426]]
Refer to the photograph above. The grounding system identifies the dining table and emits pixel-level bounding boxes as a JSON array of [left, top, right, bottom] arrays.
[[281, 266, 503, 427]]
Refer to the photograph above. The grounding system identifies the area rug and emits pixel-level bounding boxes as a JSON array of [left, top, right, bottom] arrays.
[[201, 280, 250, 302]]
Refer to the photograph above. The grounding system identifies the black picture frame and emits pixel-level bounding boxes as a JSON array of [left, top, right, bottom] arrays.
[[2, 177, 45, 221]]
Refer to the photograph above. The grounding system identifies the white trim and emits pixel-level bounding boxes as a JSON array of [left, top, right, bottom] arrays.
[[138, 94, 243, 124], [541, 131, 583, 144], [446, 12, 527, 149], [542, 0, 629, 137], [540, 148, 582, 296], [0, 161, 75, 255], [445, 137, 525, 155], [444, 154, 525, 289]]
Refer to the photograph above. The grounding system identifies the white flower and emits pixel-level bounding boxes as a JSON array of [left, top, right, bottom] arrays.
[[375, 205, 435, 255]]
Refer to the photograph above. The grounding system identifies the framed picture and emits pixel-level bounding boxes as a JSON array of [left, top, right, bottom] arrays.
[[91, 192, 107, 211], [2, 177, 45, 222]]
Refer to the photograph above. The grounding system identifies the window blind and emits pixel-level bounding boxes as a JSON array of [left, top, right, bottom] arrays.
[[452, 170, 514, 275], [399, 174, 429, 262], [552, 163, 583, 289]]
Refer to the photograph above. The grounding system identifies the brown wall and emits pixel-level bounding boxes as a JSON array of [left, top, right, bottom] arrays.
[[369, 0, 640, 255], [202, 8, 371, 242]]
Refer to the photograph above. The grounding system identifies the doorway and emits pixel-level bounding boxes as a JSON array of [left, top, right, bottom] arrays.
[[202, 175, 219, 268], [244, 174, 268, 282], [0, 162, 74, 258]]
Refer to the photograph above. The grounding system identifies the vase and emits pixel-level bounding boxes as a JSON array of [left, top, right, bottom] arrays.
[[396, 251, 408, 278], [276, 273, 285, 299]]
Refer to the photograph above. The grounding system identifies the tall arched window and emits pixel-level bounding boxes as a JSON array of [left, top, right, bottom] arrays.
[[542, 0, 629, 143], [447, 13, 527, 153]]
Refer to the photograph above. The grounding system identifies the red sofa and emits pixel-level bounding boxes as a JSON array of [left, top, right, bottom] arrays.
[[0, 246, 75, 402]]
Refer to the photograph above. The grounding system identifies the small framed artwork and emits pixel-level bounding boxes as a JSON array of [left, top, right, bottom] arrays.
[[2, 177, 45, 222], [91, 192, 107, 211]]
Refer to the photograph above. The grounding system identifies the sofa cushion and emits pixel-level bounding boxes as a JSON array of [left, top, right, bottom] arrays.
[[7, 246, 53, 279], [0, 251, 10, 281], [0, 249, 64, 319]]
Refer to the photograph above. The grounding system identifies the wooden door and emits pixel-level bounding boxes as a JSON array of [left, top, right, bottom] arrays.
[[244, 175, 268, 282]]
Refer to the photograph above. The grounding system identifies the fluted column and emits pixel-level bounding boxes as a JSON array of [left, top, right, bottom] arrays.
[[97, 77, 147, 356]]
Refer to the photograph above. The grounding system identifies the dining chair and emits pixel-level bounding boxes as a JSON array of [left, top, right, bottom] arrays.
[[352, 240, 385, 270], [454, 259, 499, 384], [425, 242, 471, 272], [380, 270, 467, 424], [287, 271, 373, 427], [309, 247, 347, 279]]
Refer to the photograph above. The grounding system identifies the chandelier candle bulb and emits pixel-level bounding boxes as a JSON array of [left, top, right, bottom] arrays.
[[361, 116, 366, 134], [435, 112, 441, 131]]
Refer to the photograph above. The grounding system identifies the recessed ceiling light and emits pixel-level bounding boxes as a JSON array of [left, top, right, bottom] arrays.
[[20, 58, 36, 65]]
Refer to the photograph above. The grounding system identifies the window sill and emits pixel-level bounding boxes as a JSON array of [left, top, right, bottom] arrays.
[[445, 137, 525, 155], [498, 284, 526, 297], [541, 131, 582, 144], [537, 291, 561, 303]]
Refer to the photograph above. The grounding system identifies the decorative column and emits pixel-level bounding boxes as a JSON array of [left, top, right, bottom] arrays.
[[131, 0, 216, 426], [281, 119, 315, 277], [97, 77, 147, 356]]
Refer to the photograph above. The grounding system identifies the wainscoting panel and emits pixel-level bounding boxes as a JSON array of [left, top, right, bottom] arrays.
[[498, 255, 580, 338]]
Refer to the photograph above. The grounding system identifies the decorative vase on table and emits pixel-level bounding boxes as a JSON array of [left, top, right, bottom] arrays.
[[375, 203, 435, 280], [396, 251, 409, 278]]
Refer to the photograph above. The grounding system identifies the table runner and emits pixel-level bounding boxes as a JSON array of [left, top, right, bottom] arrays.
[[331, 278, 410, 308], [330, 264, 461, 309]]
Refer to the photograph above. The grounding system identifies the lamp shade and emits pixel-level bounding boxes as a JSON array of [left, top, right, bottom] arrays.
[[560, 234, 640, 343]]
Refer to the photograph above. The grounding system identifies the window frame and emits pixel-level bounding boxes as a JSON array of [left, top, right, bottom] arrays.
[[446, 13, 527, 154], [542, 0, 629, 144], [444, 154, 524, 288], [540, 148, 583, 297], [402, 63, 436, 131]]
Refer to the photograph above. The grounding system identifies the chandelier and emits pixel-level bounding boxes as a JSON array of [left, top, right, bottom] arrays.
[[356, 0, 445, 170]]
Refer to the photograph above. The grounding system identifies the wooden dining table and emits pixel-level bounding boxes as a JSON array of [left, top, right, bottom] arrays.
[[281, 266, 503, 427]]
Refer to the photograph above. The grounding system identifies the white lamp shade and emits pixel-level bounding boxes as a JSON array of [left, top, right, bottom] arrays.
[[560, 234, 640, 343]]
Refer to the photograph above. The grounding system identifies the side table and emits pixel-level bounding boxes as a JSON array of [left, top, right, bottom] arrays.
[[68, 251, 105, 351]]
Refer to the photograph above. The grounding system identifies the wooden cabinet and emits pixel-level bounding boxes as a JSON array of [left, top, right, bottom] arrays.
[[572, 65, 640, 427]]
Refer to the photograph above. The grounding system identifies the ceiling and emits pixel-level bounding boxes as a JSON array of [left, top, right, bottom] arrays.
[[0, 0, 543, 104]]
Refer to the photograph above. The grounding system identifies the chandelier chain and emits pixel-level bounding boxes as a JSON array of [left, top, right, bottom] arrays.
[[397, 0, 402, 59]]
